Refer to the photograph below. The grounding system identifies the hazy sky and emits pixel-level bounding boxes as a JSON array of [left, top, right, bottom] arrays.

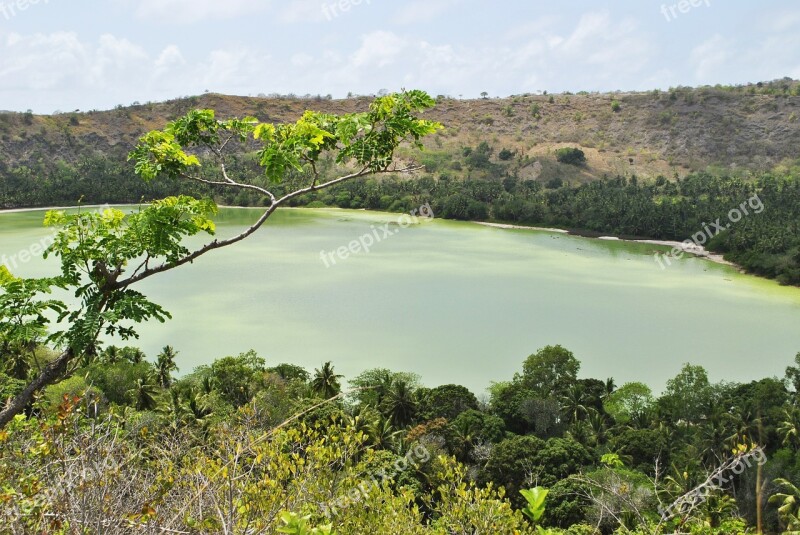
[[1, 0, 798, 113]]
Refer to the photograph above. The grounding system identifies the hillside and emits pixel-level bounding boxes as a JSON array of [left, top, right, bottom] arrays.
[[1, 79, 800, 189]]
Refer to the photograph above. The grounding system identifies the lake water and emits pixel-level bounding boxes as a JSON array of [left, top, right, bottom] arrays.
[[2, 206, 799, 396]]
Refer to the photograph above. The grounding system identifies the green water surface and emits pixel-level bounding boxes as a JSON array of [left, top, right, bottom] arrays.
[[1, 207, 798, 395]]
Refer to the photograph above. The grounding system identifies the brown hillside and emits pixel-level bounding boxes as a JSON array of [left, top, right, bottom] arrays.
[[1, 82, 799, 184]]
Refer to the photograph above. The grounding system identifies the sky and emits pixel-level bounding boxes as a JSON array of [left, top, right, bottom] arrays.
[[0, 0, 799, 113]]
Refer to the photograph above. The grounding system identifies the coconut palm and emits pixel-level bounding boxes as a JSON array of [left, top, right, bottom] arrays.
[[769, 478, 800, 532], [155, 346, 179, 388], [382, 380, 417, 428], [122, 347, 146, 365], [311, 361, 343, 399], [184, 390, 214, 428], [587, 408, 609, 445], [560, 384, 589, 424], [102, 345, 121, 364], [366, 414, 400, 450], [602, 377, 617, 401], [128, 375, 159, 411], [778, 406, 800, 451]]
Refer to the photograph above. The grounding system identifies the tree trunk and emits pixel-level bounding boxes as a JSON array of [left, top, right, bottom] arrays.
[[0, 348, 73, 428]]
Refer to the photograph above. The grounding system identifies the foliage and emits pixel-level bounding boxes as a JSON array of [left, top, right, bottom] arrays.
[[604, 382, 654, 425], [520, 487, 549, 523], [520, 345, 581, 399], [555, 148, 586, 166], [417, 384, 478, 421]]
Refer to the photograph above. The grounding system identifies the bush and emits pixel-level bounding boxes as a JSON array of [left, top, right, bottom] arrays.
[[555, 147, 586, 166], [611, 100, 621, 113], [498, 148, 514, 161]]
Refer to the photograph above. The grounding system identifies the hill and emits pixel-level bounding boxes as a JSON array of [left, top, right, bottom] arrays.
[[1, 79, 800, 192]]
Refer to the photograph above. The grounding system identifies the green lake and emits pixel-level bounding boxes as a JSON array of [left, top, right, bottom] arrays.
[[2, 206, 799, 395]]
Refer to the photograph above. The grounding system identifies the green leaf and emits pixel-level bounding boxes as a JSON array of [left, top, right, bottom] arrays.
[[520, 487, 549, 523]]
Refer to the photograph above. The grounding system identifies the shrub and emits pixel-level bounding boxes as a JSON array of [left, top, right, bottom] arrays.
[[555, 147, 586, 166], [498, 148, 514, 161]]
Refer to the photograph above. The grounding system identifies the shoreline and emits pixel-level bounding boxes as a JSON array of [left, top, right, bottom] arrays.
[[0, 204, 129, 215], [476, 221, 737, 268], [0, 204, 742, 270]]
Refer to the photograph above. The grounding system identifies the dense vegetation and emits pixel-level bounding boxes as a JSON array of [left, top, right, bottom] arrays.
[[2, 343, 800, 533]]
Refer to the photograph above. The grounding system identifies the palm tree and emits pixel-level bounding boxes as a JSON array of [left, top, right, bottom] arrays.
[[122, 347, 146, 365], [366, 414, 399, 450], [769, 478, 800, 532], [128, 375, 159, 411], [560, 384, 589, 424], [1, 342, 29, 380], [587, 408, 609, 445], [778, 407, 800, 451], [725, 406, 761, 448], [103, 345, 121, 364], [155, 346, 179, 388], [200, 375, 217, 395], [602, 377, 617, 401], [311, 361, 343, 399], [382, 380, 417, 428], [184, 390, 214, 429]]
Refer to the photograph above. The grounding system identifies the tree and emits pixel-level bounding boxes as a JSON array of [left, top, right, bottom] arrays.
[[480, 92, 489, 99], [520, 345, 580, 398], [481, 435, 593, 508], [349, 368, 420, 408], [311, 361, 343, 399], [769, 478, 800, 532], [128, 375, 159, 411], [560, 384, 591, 424], [604, 382, 654, 425], [417, 384, 478, 421], [382, 380, 418, 428], [268, 363, 310, 383], [786, 353, 800, 393], [155, 346, 179, 388], [555, 147, 586, 166], [660, 363, 712, 425], [778, 406, 800, 451], [451, 409, 505, 445], [0, 90, 440, 428]]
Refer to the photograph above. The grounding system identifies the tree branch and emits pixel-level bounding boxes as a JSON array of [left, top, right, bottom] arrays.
[[113, 164, 422, 291]]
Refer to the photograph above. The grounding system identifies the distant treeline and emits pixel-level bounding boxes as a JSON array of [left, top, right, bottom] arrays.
[[1, 155, 798, 285]]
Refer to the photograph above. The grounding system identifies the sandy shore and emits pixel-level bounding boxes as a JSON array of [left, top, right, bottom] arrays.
[[476, 222, 570, 234], [477, 222, 737, 268]]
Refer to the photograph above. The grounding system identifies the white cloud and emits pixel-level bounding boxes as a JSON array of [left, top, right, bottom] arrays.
[[351, 31, 407, 68], [690, 35, 732, 82]]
